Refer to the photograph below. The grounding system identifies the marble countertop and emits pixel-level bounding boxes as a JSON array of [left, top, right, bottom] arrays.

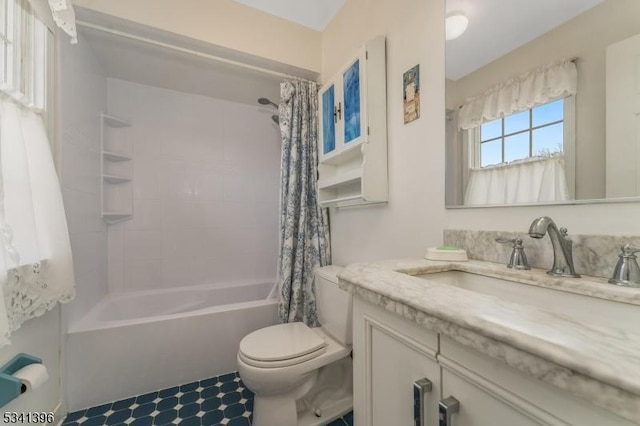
[[337, 258, 640, 422]]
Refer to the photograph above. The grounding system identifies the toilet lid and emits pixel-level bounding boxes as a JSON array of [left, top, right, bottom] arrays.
[[239, 322, 326, 362]]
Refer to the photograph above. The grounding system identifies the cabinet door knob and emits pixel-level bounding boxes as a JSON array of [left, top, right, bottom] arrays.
[[438, 396, 460, 426], [413, 378, 432, 426]]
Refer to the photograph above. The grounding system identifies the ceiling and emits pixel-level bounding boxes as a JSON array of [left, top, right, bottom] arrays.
[[78, 0, 608, 105], [446, 0, 605, 80], [229, 0, 605, 81], [233, 0, 346, 31]]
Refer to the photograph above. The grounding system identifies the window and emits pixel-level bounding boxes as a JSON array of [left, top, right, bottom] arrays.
[[0, 0, 48, 111], [479, 98, 564, 167]]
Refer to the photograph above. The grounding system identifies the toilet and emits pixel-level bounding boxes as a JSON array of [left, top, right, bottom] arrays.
[[237, 265, 353, 426]]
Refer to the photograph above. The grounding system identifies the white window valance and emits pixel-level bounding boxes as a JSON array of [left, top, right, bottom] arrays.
[[458, 59, 577, 130], [27, 0, 77, 44]]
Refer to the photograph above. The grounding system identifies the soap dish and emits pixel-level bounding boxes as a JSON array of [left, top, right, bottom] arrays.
[[425, 246, 468, 262]]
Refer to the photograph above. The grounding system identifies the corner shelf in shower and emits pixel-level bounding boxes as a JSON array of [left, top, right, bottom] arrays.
[[103, 174, 131, 184], [100, 113, 134, 224], [102, 212, 133, 224], [102, 150, 131, 162]]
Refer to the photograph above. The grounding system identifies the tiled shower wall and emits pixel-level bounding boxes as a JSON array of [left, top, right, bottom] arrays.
[[106, 79, 281, 292], [60, 36, 108, 326]]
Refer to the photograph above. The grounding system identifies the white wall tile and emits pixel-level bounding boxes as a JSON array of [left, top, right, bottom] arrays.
[[107, 225, 124, 264], [195, 169, 225, 201], [124, 260, 163, 291], [125, 199, 162, 230], [108, 261, 125, 293], [107, 79, 281, 291], [124, 230, 162, 260]]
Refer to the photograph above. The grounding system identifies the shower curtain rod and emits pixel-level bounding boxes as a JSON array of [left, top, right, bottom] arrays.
[[76, 21, 316, 83]]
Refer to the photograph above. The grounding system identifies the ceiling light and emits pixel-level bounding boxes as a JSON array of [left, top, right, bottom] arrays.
[[446, 12, 469, 41]]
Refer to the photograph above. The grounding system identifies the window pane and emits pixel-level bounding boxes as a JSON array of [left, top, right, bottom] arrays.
[[504, 132, 530, 163], [533, 123, 563, 156], [480, 139, 502, 167], [533, 98, 564, 127], [504, 110, 529, 135], [321, 85, 335, 155], [343, 59, 361, 143], [480, 119, 501, 141]]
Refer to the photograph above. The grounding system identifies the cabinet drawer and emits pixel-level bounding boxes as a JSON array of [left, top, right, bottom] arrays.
[[354, 298, 438, 352], [440, 336, 634, 426]]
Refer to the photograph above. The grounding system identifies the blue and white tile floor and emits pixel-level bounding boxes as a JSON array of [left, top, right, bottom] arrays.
[[62, 371, 354, 426]]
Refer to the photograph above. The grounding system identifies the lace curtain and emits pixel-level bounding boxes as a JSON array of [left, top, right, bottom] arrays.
[[458, 59, 577, 130], [277, 80, 331, 327], [0, 95, 75, 347], [464, 155, 570, 206]]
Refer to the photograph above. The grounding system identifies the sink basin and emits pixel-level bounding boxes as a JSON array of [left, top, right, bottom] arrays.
[[417, 270, 640, 331]]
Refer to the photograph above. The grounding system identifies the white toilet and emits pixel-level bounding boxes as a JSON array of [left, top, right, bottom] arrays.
[[237, 265, 353, 426]]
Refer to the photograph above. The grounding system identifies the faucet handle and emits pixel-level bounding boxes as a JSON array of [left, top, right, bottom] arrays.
[[619, 244, 640, 256], [609, 245, 640, 287], [495, 237, 531, 270]]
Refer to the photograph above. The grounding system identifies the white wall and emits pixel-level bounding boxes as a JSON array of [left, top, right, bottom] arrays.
[[322, 0, 446, 265], [59, 35, 108, 327], [106, 79, 281, 292]]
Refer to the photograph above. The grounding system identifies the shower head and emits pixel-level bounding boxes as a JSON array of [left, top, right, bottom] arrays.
[[271, 115, 279, 125], [258, 97, 278, 109]]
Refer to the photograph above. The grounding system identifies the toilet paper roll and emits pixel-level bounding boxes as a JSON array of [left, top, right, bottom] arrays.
[[13, 363, 48, 392]]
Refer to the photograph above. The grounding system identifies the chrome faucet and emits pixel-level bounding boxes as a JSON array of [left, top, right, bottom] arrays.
[[528, 216, 580, 278]]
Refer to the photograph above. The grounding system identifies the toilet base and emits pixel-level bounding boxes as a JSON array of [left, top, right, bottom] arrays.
[[297, 357, 353, 426], [252, 394, 298, 426], [250, 357, 353, 426]]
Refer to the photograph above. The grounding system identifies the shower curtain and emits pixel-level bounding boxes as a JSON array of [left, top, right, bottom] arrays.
[[277, 80, 331, 326]]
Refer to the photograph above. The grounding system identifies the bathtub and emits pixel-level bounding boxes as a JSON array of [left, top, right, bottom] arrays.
[[66, 280, 278, 411]]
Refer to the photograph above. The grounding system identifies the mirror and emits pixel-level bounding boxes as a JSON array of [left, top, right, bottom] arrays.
[[445, 0, 640, 207]]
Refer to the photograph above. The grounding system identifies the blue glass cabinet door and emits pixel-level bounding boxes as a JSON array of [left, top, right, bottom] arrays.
[[343, 59, 362, 144], [321, 83, 336, 156]]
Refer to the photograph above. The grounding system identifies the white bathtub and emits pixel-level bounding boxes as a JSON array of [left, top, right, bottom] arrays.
[[66, 281, 278, 411]]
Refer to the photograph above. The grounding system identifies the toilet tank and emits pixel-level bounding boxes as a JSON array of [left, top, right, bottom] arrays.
[[316, 265, 352, 345]]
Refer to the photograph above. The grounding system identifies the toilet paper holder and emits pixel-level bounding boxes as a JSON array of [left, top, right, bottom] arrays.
[[0, 353, 42, 408]]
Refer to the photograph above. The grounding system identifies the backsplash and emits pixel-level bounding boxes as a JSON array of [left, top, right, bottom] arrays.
[[444, 229, 640, 279]]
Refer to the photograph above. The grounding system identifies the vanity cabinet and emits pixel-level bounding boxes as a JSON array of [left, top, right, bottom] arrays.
[[353, 298, 635, 426], [317, 36, 387, 208], [353, 298, 440, 426], [100, 113, 133, 224]]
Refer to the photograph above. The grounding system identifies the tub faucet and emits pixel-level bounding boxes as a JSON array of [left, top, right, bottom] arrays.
[[528, 216, 580, 278]]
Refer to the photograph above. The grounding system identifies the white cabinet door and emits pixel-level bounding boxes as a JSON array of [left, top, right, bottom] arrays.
[[353, 299, 439, 426], [441, 369, 540, 426], [369, 324, 440, 426], [318, 49, 366, 163]]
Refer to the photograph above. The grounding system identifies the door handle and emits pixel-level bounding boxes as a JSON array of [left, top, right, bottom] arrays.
[[438, 397, 460, 426], [413, 378, 432, 426]]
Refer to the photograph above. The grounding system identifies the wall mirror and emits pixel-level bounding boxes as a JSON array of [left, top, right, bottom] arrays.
[[445, 0, 640, 207]]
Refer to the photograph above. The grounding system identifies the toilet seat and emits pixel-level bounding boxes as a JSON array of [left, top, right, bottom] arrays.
[[239, 322, 327, 368]]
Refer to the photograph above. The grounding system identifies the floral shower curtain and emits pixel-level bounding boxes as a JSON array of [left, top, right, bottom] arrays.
[[277, 80, 331, 326]]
